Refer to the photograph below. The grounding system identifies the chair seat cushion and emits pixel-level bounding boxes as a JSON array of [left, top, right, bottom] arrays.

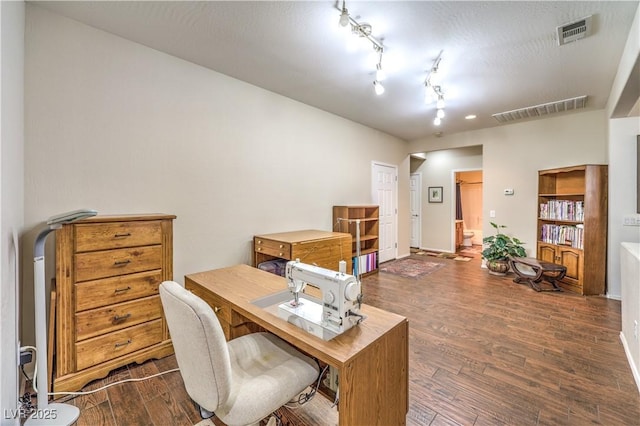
[[216, 332, 319, 426]]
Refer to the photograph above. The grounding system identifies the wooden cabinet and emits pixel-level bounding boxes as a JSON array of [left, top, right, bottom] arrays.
[[54, 214, 176, 392], [536, 165, 607, 295], [253, 230, 352, 273], [333, 205, 379, 275], [455, 220, 464, 250]]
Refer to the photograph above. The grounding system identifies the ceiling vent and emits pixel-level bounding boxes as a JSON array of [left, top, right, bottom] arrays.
[[492, 95, 588, 124], [557, 15, 593, 46]]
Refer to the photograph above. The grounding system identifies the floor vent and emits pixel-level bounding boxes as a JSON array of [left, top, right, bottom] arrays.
[[557, 15, 593, 46], [492, 95, 588, 124]]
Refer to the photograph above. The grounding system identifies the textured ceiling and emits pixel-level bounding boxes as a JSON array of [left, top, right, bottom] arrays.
[[31, 1, 640, 141]]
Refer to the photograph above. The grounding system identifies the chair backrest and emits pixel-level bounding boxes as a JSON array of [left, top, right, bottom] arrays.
[[159, 281, 232, 412]]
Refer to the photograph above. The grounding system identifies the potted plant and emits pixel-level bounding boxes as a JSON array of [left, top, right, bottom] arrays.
[[481, 222, 526, 275]]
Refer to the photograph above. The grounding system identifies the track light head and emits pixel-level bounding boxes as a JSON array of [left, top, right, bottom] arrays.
[[373, 80, 385, 95], [436, 95, 445, 109], [434, 116, 441, 126], [339, 1, 350, 26], [437, 108, 445, 119]]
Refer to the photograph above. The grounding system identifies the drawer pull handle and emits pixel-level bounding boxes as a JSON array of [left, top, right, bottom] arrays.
[[257, 240, 262, 244], [113, 313, 131, 322], [114, 259, 131, 266], [257, 247, 262, 251], [114, 286, 131, 294], [213, 306, 222, 313], [114, 232, 132, 238], [114, 339, 131, 348], [279, 244, 284, 248]]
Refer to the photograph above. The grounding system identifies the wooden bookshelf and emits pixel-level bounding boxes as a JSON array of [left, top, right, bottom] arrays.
[[333, 205, 379, 276], [536, 165, 608, 295]]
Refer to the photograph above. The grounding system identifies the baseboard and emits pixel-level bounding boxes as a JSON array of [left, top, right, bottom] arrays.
[[620, 331, 640, 393], [419, 247, 454, 254]]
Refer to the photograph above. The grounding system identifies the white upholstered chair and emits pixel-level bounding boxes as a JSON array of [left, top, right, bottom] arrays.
[[159, 280, 319, 426]]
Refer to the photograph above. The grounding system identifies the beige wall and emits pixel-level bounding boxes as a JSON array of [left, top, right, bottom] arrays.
[[22, 6, 407, 345], [408, 109, 608, 259], [1, 1, 25, 420]]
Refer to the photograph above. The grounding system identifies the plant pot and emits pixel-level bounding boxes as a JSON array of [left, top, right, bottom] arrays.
[[487, 259, 510, 276]]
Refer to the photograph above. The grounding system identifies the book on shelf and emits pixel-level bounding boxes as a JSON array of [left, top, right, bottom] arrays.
[[353, 252, 377, 275], [539, 200, 584, 221], [540, 224, 584, 249]]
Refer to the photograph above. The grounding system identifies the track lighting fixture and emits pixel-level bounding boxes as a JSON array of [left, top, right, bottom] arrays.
[[336, 1, 387, 96], [424, 50, 446, 126]]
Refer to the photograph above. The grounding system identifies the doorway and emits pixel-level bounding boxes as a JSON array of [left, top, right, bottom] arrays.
[[454, 170, 483, 252]]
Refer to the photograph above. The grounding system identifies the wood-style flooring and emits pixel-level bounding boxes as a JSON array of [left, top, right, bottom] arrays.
[[58, 251, 640, 425]]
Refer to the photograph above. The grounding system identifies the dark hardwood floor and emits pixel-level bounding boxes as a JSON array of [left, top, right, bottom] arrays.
[[59, 251, 640, 425]]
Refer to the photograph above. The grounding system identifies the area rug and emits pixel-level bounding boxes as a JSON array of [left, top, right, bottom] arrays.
[[379, 258, 445, 278]]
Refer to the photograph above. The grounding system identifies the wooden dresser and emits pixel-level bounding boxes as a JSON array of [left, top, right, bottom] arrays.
[[54, 214, 176, 392]]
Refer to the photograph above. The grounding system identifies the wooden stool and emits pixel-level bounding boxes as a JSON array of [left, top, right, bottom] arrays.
[[508, 257, 566, 292]]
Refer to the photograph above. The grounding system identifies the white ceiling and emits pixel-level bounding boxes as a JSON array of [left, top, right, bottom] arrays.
[[31, 1, 640, 141]]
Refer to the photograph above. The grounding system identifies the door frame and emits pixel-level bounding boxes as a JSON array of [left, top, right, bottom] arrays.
[[451, 168, 483, 252], [371, 161, 398, 263], [410, 172, 422, 248]]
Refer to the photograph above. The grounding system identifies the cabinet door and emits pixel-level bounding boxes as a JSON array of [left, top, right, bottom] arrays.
[[557, 246, 583, 285], [537, 243, 556, 263]]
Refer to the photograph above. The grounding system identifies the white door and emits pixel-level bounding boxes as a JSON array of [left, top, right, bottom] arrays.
[[372, 162, 397, 263], [410, 173, 421, 248]]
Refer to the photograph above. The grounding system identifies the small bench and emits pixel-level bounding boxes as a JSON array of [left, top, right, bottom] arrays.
[[508, 257, 566, 292]]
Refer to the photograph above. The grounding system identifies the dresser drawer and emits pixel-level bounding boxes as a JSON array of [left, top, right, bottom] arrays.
[[75, 296, 163, 341], [75, 246, 162, 282], [254, 238, 292, 259], [75, 270, 162, 312], [75, 319, 163, 371], [75, 221, 162, 252]]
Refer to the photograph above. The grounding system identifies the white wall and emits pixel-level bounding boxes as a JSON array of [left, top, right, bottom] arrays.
[[606, 3, 640, 301], [608, 118, 640, 298], [1, 2, 25, 424], [408, 110, 608, 260], [412, 146, 482, 251], [22, 6, 407, 344]]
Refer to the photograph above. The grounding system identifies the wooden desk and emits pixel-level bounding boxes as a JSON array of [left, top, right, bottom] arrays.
[[253, 230, 352, 274], [185, 264, 408, 426]]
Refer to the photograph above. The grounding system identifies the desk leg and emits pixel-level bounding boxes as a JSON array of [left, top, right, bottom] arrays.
[[338, 320, 408, 426]]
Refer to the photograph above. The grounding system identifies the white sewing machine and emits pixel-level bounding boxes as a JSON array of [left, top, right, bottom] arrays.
[[278, 260, 364, 340]]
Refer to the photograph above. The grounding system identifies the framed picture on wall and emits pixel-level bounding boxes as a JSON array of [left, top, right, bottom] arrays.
[[428, 186, 443, 203]]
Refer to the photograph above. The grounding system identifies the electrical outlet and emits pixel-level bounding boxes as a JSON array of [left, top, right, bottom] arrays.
[[623, 215, 640, 226]]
